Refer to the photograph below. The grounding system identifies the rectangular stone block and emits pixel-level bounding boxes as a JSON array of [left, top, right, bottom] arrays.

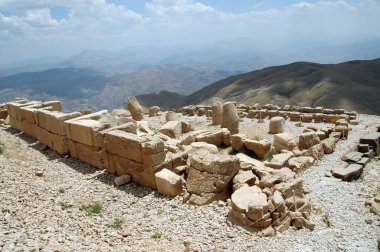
[[107, 153, 157, 188], [105, 130, 142, 163], [44, 111, 81, 136], [20, 106, 40, 124], [64, 110, 108, 142], [142, 152, 166, 167], [74, 142, 104, 169], [50, 133, 68, 154], [21, 120, 40, 139], [65, 119, 105, 147]]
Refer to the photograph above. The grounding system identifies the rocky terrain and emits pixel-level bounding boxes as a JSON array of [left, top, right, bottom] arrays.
[[0, 99, 380, 251]]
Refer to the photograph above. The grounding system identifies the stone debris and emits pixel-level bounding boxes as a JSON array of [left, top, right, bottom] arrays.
[[298, 132, 320, 150], [3, 98, 378, 249]]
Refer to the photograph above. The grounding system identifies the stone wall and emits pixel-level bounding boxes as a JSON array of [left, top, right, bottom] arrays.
[[178, 103, 357, 124]]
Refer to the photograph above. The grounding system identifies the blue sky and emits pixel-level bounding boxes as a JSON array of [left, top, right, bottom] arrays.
[[0, 0, 379, 65]]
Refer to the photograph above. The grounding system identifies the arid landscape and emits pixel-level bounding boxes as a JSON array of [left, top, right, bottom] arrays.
[[1, 1, 380, 251], [0, 98, 379, 251]]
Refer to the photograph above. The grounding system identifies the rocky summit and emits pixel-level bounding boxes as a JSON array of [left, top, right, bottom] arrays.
[[0, 98, 380, 251]]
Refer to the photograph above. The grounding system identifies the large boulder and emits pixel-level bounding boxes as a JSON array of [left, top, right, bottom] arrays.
[[186, 147, 239, 205], [269, 116, 285, 134], [221, 102, 239, 134], [273, 133, 296, 152], [299, 132, 320, 150], [230, 185, 271, 228]]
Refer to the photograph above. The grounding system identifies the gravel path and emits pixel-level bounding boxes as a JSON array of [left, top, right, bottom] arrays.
[[0, 114, 379, 251]]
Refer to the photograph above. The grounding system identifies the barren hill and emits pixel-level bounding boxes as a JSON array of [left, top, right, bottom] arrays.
[[137, 58, 380, 114]]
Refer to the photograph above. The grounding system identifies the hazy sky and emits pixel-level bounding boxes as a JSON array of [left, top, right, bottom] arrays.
[[1, 0, 380, 65]]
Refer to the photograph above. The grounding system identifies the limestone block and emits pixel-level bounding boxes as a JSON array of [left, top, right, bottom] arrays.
[[273, 133, 296, 152], [298, 132, 320, 150], [269, 116, 285, 134], [244, 139, 272, 160], [105, 130, 143, 163], [159, 121, 182, 139], [155, 168, 184, 196]]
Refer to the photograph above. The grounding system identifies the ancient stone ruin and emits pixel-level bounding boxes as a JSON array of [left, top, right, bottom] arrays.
[[3, 98, 377, 237]]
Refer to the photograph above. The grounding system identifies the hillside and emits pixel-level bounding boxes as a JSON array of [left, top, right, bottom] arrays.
[[138, 58, 380, 115], [0, 64, 231, 111]]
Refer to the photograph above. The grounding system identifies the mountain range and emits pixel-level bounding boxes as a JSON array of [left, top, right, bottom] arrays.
[[0, 65, 232, 111], [137, 58, 380, 115]]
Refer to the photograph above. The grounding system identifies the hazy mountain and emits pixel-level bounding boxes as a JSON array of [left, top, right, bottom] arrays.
[[2, 38, 380, 77], [0, 64, 232, 112], [137, 58, 380, 115]]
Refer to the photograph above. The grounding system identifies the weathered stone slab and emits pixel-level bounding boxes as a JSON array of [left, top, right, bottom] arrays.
[[332, 164, 363, 181], [105, 130, 143, 163], [341, 151, 363, 163]]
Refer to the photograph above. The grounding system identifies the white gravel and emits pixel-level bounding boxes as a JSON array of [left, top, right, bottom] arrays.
[[0, 114, 379, 251]]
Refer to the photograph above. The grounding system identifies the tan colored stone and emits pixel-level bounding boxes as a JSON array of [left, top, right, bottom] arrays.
[[166, 111, 179, 122], [298, 132, 320, 150], [321, 137, 338, 154], [126, 96, 143, 121], [303, 143, 324, 160], [231, 134, 247, 152], [159, 121, 182, 139], [211, 101, 223, 125], [155, 168, 184, 196], [273, 133, 296, 152], [148, 106, 160, 117], [105, 130, 143, 163], [264, 152, 293, 169], [221, 102, 239, 134], [269, 116, 285, 134], [232, 170, 257, 191], [287, 156, 314, 172], [244, 139, 271, 160]]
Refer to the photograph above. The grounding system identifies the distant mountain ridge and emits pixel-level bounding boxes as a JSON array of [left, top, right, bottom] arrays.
[[136, 58, 380, 115], [0, 64, 232, 111]]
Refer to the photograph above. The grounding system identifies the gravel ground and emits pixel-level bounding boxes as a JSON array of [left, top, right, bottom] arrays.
[[0, 114, 379, 251]]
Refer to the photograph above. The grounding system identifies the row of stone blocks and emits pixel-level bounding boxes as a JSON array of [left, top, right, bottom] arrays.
[[178, 104, 357, 123], [6, 99, 166, 189]]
